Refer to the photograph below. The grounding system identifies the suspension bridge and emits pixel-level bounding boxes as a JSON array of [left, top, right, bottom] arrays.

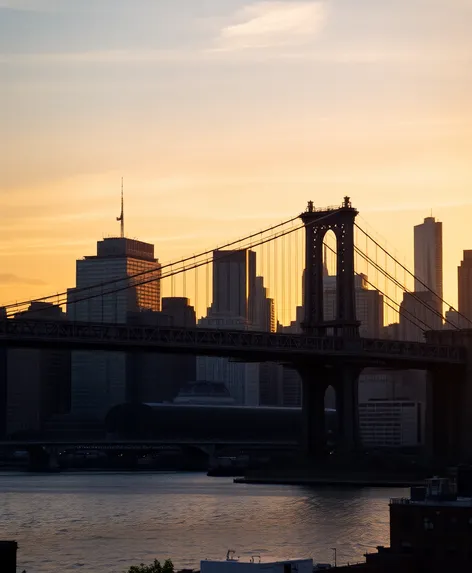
[[0, 197, 471, 461]]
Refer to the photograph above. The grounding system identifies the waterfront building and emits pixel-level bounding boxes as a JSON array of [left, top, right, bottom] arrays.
[[6, 302, 70, 436], [371, 475, 472, 571], [359, 399, 423, 448], [67, 237, 161, 420]]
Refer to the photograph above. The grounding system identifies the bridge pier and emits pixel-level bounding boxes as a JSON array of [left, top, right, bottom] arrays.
[[425, 329, 471, 463], [425, 368, 463, 463], [300, 365, 361, 457], [300, 367, 328, 457], [334, 367, 361, 453]]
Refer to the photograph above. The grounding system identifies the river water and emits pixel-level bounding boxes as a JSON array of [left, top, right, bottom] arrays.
[[0, 472, 406, 573]]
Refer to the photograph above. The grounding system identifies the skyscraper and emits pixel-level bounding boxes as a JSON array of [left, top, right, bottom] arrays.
[[68, 237, 161, 323], [399, 290, 442, 342], [458, 250, 472, 323], [253, 276, 275, 332], [323, 273, 384, 338], [414, 216, 443, 313], [67, 237, 161, 420], [199, 249, 259, 406], [210, 249, 256, 320]]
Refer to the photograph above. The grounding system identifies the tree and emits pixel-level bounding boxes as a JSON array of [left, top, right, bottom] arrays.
[[125, 559, 174, 573]]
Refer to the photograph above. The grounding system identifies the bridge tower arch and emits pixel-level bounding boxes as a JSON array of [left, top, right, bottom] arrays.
[[300, 196, 359, 337]]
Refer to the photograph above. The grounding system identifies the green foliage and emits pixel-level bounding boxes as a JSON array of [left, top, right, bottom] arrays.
[[126, 558, 174, 573]]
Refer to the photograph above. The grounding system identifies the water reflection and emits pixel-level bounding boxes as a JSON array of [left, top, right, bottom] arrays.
[[0, 473, 406, 573]]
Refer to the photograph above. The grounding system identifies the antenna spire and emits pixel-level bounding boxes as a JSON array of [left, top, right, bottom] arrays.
[[117, 177, 124, 238]]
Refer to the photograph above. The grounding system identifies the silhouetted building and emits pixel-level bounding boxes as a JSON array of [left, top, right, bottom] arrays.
[[458, 250, 472, 323], [323, 273, 383, 337], [382, 322, 401, 339], [414, 216, 443, 314], [386, 477, 472, 571], [444, 307, 469, 330], [399, 290, 442, 342], [127, 298, 196, 403], [210, 249, 256, 321], [67, 237, 161, 420], [6, 302, 70, 436], [354, 475, 472, 572], [253, 276, 275, 332], [197, 315, 259, 405], [202, 251, 260, 405]]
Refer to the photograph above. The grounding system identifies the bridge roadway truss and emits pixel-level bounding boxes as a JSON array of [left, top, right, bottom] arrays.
[[0, 318, 466, 369]]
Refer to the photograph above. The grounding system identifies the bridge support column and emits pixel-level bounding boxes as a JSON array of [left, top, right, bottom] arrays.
[[335, 368, 361, 453], [300, 367, 328, 458], [426, 368, 463, 463], [424, 329, 470, 464]]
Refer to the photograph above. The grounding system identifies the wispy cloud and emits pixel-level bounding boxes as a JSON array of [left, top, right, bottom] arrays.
[[0, 273, 46, 286], [216, 1, 328, 51]]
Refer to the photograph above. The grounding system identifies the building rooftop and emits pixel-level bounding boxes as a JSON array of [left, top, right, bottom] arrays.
[[85, 237, 156, 262], [391, 476, 472, 507]]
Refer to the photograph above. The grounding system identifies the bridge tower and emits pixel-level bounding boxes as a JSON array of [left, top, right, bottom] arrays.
[[298, 197, 361, 458], [300, 196, 359, 338]]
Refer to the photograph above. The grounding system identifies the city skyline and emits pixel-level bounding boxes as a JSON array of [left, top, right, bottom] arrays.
[[0, 204, 462, 328], [2, 0, 472, 310]]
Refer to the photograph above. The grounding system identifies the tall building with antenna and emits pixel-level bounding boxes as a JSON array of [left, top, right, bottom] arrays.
[[66, 183, 162, 419]]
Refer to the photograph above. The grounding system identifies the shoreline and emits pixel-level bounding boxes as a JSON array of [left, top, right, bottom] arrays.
[[234, 475, 421, 487]]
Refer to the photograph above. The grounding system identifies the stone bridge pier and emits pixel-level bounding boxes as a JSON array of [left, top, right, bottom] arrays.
[[425, 330, 472, 463], [299, 364, 361, 457]]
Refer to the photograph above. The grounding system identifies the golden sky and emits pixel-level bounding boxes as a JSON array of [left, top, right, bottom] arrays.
[[2, 0, 472, 321]]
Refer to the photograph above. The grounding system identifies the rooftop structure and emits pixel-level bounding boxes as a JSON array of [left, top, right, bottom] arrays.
[[201, 557, 313, 573]]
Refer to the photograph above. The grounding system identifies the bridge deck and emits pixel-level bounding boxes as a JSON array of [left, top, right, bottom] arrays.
[[0, 319, 466, 368]]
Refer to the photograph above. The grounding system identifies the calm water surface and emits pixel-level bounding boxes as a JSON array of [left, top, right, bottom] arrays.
[[0, 472, 407, 573]]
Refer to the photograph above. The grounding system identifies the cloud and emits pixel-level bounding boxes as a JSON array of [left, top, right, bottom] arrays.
[[0, 274, 46, 286], [217, 1, 327, 50]]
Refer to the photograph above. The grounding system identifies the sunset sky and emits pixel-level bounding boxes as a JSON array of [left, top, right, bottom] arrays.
[[2, 0, 472, 319]]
